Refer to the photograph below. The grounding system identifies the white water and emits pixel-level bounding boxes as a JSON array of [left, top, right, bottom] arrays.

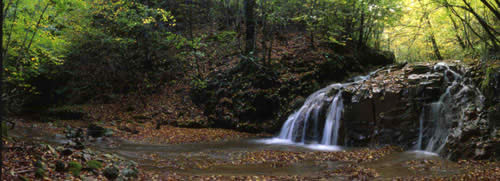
[[320, 91, 344, 145], [260, 62, 483, 155], [275, 83, 345, 146], [261, 69, 382, 149], [415, 62, 484, 154]]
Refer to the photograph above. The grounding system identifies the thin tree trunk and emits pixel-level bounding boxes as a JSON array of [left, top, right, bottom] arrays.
[[3, 0, 19, 59], [426, 17, 443, 60], [1, 0, 5, 174], [479, 0, 500, 20], [260, 0, 267, 62], [459, 1, 499, 48], [448, 13, 466, 49], [357, 5, 365, 49], [309, 0, 318, 49], [2, 0, 12, 20], [25, 2, 50, 51], [244, 0, 256, 54], [448, 6, 488, 46]]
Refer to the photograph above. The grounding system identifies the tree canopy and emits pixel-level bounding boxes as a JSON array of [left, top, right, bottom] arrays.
[[1, 0, 498, 110]]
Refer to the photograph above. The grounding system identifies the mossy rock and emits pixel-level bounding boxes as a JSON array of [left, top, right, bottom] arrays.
[[68, 161, 82, 177], [34, 160, 47, 170], [86, 160, 103, 170], [122, 168, 138, 178], [34, 167, 45, 178], [481, 62, 500, 106]]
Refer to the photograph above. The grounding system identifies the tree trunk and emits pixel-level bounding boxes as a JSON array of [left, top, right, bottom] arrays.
[[357, 6, 365, 49], [244, 0, 256, 54], [26, 2, 50, 51], [479, 0, 500, 20], [3, 0, 19, 59], [448, 13, 466, 49], [1, 0, 5, 174], [426, 17, 443, 60], [459, 0, 499, 48], [309, 0, 318, 49], [448, 6, 486, 47]]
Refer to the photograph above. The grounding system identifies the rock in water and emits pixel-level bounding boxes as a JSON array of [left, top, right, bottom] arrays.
[[103, 166, 119, 180], [87, 124, 105, 137]]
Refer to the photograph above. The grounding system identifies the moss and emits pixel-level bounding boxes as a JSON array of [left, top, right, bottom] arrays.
[[68, 161, 82, 177], [1, 121, 8, 137], [86, 160, 103, 170], [481, 63, 500, 91], [35, 168, 45, 178]]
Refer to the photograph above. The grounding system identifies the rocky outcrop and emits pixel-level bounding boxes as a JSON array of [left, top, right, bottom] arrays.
[[338, 62, 447, 148], [196, 48, 395, 133], [334, 60, 498, 160], [445, 59, 500, 160]]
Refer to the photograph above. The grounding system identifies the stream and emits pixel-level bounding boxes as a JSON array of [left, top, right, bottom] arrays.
[[11, 125, 463, 179]]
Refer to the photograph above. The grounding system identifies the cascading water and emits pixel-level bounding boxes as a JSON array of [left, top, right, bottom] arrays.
[[263, 69, 381, 150], [275, 84, 345, 146], [262, 61, 483, 154], [320, 91, 344, 145], [415, 62, 484, 154]]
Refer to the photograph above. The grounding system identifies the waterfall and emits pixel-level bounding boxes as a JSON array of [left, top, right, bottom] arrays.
[[416, 62, 484, 154], [320, 91, 343, 145], [269, 68, 382, 148], [416, 108, 424, 150], [277, 84, 344, 145]]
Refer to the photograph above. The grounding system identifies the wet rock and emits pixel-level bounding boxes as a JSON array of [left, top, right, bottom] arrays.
[[61, 148, 75, 156], [406, 64, 431, 74], [103, 166, 120, 180], [104, 129, 114, 137], [87, 124, 106, 137], [55, 160, 66, 172], [291, 96, 306, 110], [122, 168, 138, 178], [83, 153, 92, 161], [65, 127, 84, 139]]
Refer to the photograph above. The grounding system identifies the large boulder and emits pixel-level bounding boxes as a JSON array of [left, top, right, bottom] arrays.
[[340, 63, 444, 148]]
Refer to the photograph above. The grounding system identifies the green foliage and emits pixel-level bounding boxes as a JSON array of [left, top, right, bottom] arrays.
[[191, 78, 208, 90], [210, 31, 237, 43], [63, 0, 180, 97], [384, 0, 499, 62], [2, 0, 89, 110], [2, 0, 185, 109], [68, 161, 82, 177]]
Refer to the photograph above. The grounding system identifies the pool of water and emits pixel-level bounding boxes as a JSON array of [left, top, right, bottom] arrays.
[[10, 126, 463, 178]]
